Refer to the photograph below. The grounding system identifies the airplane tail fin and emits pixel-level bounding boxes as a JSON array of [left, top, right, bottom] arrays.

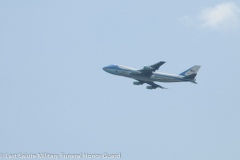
[[179, 65, 201, 80]]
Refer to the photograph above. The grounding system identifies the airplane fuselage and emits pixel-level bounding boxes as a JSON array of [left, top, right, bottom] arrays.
[[103, 64, 194, 83]]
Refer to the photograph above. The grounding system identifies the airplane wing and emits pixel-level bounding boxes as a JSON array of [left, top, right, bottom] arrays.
[[145, 81, 166, 89], [149, 61, 166, 71], [138, 61, 166, 76], [135, 80, 167, 89]]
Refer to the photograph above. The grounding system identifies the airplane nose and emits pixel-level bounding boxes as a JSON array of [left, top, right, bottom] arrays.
[[102, 67, 107, 71]]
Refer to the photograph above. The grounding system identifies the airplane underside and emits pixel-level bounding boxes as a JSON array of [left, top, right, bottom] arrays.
[[122, 74, 184, 89], [123, 74, 184, 83]]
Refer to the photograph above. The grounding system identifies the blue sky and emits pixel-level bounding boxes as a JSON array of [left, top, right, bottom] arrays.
[[0, 1, 240, 160]]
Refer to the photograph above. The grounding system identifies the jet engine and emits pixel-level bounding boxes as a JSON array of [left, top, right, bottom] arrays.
[[133, 81, 143, 85], [143, 66, 152, 70], [146, 86, 156, 89]]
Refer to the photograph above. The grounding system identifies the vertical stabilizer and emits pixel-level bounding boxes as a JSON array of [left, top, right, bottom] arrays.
[[179, 65, 201, 77]]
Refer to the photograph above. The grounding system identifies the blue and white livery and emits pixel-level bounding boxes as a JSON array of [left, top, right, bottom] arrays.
[[103, 61, 201, 89]]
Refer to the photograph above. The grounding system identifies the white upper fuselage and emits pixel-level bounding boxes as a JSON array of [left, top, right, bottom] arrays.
[[102, 64, 190, 83]]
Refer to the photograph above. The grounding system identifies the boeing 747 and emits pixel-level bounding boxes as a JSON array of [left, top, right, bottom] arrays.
[[102, 61, 201, 89]]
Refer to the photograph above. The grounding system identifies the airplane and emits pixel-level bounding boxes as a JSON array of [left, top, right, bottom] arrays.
[[102, 61, 201, 89]]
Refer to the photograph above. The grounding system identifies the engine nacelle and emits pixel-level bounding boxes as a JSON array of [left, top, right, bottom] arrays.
[[143, 66, 152, 70], [146, 86, 156, 89], [133, 81, 142, 85]]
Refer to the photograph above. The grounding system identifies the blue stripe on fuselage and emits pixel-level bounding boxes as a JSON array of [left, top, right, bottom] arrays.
[[152, 73, 188, 82]]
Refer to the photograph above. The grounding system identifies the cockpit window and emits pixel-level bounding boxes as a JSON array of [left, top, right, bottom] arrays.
[[106, 64, 118, 69]]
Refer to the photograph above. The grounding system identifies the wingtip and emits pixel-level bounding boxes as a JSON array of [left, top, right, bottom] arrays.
[[192, 81, 197, 84], [160, 87, 167, 89]]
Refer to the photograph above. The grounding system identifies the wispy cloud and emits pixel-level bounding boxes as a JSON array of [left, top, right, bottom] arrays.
[[180, 2, 240, 31], [199, 2, 240, 30]]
